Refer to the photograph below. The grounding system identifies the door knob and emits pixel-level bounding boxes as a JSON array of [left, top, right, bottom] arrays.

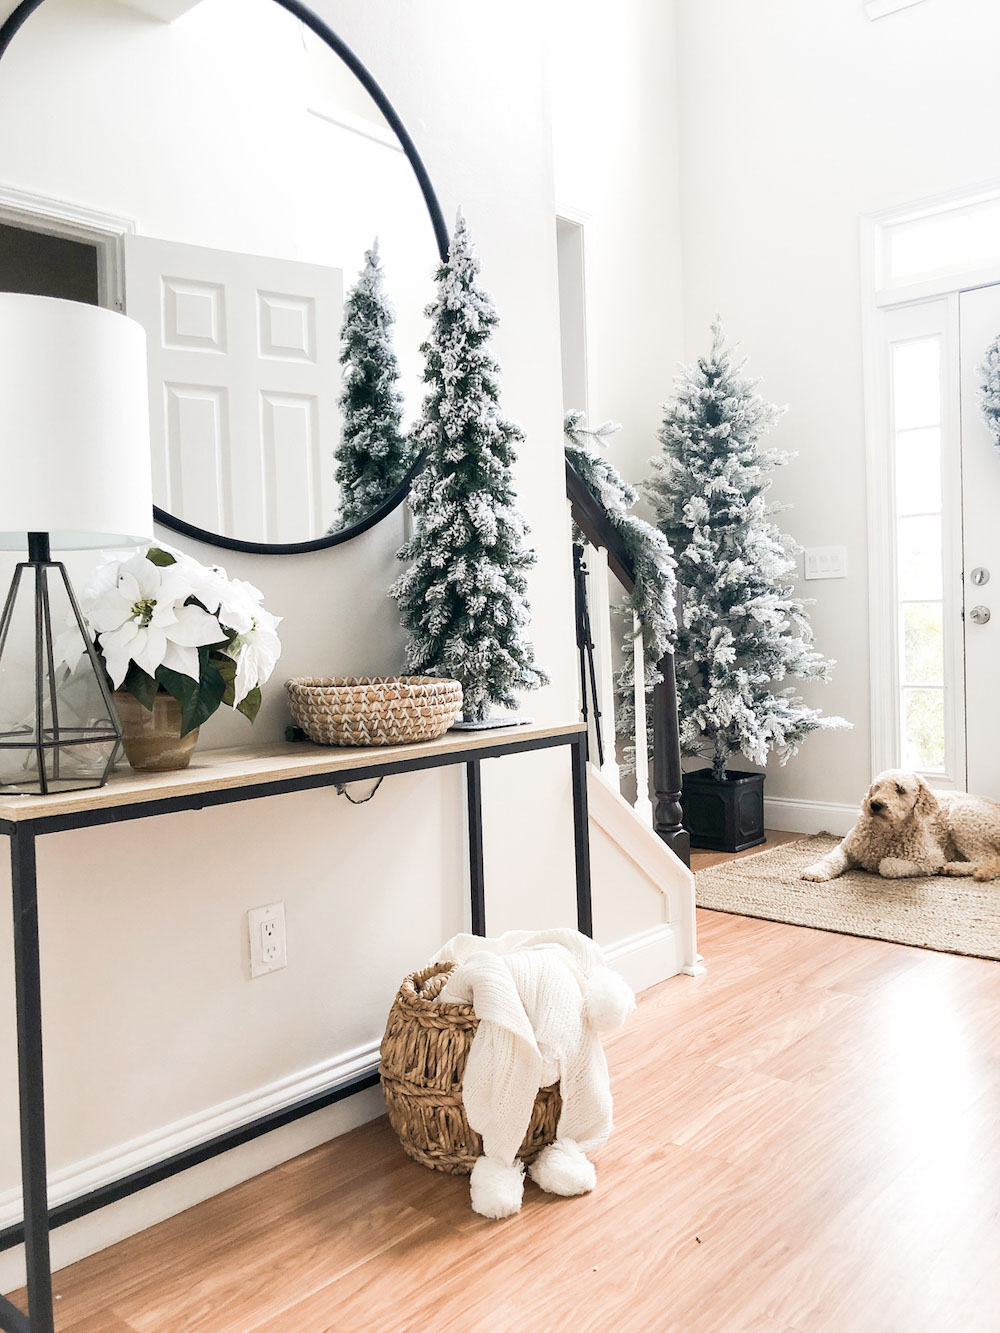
[[971, 567, 990, 586], [970, 605, 991, 625]]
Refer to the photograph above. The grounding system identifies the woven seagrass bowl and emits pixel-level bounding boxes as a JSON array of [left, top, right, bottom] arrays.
[[285, 675, 462, 747], [380, 962, 561, 1175]]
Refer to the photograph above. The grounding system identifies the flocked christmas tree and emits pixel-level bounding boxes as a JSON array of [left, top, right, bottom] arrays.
[[330, 240, 413, 530], [645, 320, 847, 782], [389, 211, 548, 721]]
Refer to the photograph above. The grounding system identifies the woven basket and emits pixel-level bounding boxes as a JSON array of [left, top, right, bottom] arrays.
[[285, 676, 462, 747], [380, 962, 561, 1175]]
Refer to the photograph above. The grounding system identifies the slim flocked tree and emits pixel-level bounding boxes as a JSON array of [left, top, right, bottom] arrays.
[[645, 320, 847, 782], [331, 240, 413, 530], [390, 211, 548, 721]]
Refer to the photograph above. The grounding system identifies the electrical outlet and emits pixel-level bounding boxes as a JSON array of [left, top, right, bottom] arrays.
[[248, 902, 286, 978]]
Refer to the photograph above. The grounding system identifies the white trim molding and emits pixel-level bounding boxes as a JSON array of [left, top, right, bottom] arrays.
[[0, 183, 134, 312], [587, 765, 700, 976], [865, 0, 928, 18], [0, 1040, 381, 1232], [605, 924, 690, 991], [763, 796, 859, 838]]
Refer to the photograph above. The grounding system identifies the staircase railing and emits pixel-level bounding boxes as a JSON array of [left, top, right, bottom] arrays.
[[566, 459, 690, 867]]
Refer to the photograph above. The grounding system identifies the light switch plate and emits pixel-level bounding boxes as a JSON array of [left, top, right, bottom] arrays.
[[248, 902, 287, 978], [804, 546, 848, 580]]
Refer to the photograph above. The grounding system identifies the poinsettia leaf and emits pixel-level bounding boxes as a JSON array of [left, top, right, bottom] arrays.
[[154, 667, 197, 726], [156, 649, 227, 736], [145, 547, 176, 567], [123, 663, 158, 712], [214, 656, 237, 708], [236, 686, 262, 723]]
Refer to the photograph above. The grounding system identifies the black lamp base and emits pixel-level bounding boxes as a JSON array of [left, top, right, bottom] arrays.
[[0, 534, 121, 795]]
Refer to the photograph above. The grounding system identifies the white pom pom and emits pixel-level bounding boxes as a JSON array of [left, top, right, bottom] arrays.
[[529, 1138, 596, 1196], [584, 966, 636, 1032], [469, 1156, 524, 1219]]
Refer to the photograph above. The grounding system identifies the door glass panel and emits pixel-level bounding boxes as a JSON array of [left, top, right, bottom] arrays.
[[895, 428, 941, 515], [901, 602, 944, 685], [892, 339, 941, 430], [890, 214, 968, 283], [897, 516, 943, 600], [902, 687, 946, 772]]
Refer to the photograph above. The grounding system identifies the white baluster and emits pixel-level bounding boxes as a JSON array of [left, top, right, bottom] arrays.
[[585, 544, 621, 784], [632, 613, 653, 825]]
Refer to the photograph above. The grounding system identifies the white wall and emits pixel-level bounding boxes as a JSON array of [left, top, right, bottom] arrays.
[[673, 0, 1000, 812], [548, 0, 686, 488], [0, 0, 607, 1290]]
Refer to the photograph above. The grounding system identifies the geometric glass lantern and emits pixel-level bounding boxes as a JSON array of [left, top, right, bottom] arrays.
[[0, 294, 153, 794]]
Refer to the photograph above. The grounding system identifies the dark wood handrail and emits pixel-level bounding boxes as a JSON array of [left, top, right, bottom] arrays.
[[566, 460, 690, 867]]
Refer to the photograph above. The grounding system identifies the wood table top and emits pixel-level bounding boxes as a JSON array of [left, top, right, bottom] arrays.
[[0, 721, 585, 823]]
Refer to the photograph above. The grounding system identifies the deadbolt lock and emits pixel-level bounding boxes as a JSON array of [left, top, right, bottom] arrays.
[[971, 567, 990, 586]]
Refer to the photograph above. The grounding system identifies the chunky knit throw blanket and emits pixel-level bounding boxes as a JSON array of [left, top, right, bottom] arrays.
[[433, 929, 635, 1217]]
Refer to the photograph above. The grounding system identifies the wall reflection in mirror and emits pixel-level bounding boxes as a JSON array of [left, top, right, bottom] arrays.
[[0, 0, 439, 546]]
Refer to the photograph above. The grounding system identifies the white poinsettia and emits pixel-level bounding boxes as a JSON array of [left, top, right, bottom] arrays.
[[60, 544, 281, 733], [222, 605, 283, 705], [88, 553, 225, 688]]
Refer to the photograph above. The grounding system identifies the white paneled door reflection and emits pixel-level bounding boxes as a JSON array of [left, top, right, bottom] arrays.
[[125, 235, 343, 544]]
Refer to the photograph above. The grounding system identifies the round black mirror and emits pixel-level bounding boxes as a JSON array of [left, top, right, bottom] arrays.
[[0, 0, 448, 555]]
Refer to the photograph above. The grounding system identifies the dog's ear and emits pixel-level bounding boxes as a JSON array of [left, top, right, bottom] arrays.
[[913, 775, 938, 819]]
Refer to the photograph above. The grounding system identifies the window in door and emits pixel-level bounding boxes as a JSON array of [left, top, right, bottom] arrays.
[[892, 334, 946, 770], [872, 297, 965, 786]]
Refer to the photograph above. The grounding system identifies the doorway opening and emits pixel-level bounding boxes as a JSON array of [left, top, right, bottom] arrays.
[[0, 220, 99, 305]]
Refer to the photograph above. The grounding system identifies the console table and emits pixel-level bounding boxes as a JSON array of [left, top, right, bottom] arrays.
[[0, 721, 591, 1333]]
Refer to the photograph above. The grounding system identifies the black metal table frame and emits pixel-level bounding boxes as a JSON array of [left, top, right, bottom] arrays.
[[0, 726, 591, 1333]]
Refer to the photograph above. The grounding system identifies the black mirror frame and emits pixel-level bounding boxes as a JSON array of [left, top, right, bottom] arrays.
[[0, 0, 449, 556]]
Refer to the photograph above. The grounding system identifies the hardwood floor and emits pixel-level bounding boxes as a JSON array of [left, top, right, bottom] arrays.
[[8, 852, 1000, 1331], [690, 827, 803, 872]]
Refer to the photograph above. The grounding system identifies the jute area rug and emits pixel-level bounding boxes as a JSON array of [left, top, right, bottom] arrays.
[[696, 833, 1000, 962]]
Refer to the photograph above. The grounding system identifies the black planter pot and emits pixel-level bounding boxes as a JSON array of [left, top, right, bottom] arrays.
[[682, 769, 766, 853]]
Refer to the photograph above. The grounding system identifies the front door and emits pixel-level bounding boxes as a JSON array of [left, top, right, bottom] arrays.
[[959, 282, 1000, 794]]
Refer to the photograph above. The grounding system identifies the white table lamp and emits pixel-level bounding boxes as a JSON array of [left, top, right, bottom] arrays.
[[0, 293, 154, 794]]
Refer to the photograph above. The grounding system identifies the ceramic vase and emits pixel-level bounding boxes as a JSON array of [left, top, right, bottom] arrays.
[[113, 691, 200, 773]]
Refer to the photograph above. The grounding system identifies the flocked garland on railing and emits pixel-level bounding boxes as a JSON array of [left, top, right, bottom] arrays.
[[564, 411, 677, 661], [564, 412, 676, 769]]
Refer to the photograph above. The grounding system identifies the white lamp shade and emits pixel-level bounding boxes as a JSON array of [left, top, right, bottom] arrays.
[[0, 293, 153, 550]]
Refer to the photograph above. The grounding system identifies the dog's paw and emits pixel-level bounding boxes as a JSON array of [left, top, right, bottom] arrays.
[[801, 863, 831, 882], [973, 865, 1000, 882]]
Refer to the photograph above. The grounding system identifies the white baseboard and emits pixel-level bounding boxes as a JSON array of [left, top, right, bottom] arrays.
[[604, 924, 682, 994], [0, 1042, 384, 1291], [763, 795, 857, 837]]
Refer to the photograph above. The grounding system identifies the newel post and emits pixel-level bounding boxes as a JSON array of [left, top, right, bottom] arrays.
[[653, 649, 690, 867]]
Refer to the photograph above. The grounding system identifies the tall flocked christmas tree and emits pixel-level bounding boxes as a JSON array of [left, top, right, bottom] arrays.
[[330, 240, 413, 530], [390, 212, 548, 721], [645, 320, 847, 782]]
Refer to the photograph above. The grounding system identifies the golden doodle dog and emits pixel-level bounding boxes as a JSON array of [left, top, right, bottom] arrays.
[[802, 769, 1000, 883]]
